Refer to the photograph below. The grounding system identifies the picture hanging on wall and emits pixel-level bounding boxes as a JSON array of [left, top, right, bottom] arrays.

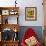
[[25, 7, 37, 21]]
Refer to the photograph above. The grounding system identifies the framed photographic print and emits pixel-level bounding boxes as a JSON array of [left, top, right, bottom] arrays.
[[2, 10, 9, 15], [25, 7, 37, 21]]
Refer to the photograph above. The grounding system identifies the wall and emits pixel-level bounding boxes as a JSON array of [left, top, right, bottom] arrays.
[[18, 26, 44, 44], [0, 0, 44, 26], [18, 0, 44, 26]]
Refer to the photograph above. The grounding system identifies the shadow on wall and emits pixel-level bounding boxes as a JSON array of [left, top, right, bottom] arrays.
[[18, 26, 44, 44]]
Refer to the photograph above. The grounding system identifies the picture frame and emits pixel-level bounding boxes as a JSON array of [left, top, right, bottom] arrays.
[[2, 10, 9, 15], [25, 7, 37, 21]]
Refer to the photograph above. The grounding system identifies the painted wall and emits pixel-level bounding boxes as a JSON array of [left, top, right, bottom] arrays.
[[0, 0, 44, 26], [18, 26, 44, 44]]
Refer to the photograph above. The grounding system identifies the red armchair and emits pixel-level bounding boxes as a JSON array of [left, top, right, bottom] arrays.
[[21, 28, 41, 46]]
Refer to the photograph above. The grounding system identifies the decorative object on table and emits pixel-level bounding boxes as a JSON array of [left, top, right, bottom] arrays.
[[25, 7, 37, 21], [21, 28, 41, 46], [5, 18, 8, 24], [13, 32, 18, 41], [13, 28, 18, 41], [9, 10, 18, 15], [1, 28, 13, 41], [15, 0, 17, 7]]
